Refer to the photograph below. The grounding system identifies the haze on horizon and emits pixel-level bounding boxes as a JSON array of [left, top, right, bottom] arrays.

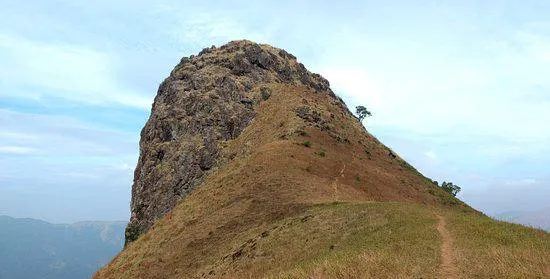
[[1, 0, 549, 223]]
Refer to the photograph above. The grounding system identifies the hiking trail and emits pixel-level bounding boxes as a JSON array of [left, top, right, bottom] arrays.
[[436, 214, 458, 279], [331, 164, 346, 201]]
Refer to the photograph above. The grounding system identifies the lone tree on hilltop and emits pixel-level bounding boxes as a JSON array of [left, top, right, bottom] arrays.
[[441, 181, 461, 197], [356, 105, 372, 122]]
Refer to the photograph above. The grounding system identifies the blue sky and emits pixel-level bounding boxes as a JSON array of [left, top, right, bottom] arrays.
[[1, 0, 549, 223]]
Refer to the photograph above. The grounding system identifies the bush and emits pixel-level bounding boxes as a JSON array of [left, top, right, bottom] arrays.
[[303, 141, 312, 148]]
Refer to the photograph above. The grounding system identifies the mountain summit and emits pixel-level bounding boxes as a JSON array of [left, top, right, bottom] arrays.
[[95, 41, 549, 279], [125, 40, 355, 243]]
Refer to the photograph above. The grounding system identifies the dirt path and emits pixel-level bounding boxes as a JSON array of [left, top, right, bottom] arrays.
[[331, 164, 346, 201], [436, 214, 458, 279]]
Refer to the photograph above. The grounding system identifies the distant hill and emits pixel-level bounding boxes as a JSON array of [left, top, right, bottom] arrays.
[[496, 207, 550, 231], [0, 216, 124, 279]]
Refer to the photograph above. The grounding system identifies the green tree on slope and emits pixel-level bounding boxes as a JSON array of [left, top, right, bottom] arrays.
[[356, 106, 372, 122], [441, 181, 461, 197]]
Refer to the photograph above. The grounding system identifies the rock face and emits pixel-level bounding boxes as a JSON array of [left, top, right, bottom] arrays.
[[125, 40, 350, 244]]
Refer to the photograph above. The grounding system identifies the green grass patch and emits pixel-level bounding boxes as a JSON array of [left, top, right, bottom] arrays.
[[316, 148, 326, 157]]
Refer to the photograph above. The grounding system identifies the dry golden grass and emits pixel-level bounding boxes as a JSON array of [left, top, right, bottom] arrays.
[[262, 202, 441, 279], [443, 210, 550, 278], [96, 200, 550, 278]]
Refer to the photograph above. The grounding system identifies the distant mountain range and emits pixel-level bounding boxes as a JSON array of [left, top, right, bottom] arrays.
[[0, 215, 125, 279], [495, 207, 550, 231]]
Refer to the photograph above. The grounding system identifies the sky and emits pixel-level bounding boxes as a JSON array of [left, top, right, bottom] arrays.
[[1, 0, 549, 223]]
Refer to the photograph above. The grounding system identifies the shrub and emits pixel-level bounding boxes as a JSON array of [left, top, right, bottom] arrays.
[[303, 141, 312, 148]]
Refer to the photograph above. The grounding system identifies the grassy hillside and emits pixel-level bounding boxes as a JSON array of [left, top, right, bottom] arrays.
[[444, 211, 550, 278], [95, 202, 549, 278]]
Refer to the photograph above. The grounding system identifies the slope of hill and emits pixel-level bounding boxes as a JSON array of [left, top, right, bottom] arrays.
[[94, 40, 549, 278], [0, 216, 125, 279]]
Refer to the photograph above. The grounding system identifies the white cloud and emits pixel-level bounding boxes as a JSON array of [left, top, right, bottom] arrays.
[[0, 132, 40, 142], [0, 146, 37, 155], [169, 12, 273, 46], [0, 33, 151, 109], [320, 67, 386, 109], [503, 178, 538, 187], [425, 150, 437, 160], [0, 109, 138, 157]]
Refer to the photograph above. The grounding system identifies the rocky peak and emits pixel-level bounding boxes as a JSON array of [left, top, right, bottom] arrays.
[[125, 40, 351, 244]]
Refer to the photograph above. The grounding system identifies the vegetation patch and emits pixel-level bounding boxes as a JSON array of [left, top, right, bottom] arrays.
[[316, 148, 326, 157]]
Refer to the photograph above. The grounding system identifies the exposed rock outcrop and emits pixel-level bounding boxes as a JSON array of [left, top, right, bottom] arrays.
[[125, 40, 351, 244]]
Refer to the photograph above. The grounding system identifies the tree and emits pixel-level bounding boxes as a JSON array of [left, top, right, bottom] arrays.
[[356, 105, 372, 122], [440, 181, 461, 197]]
